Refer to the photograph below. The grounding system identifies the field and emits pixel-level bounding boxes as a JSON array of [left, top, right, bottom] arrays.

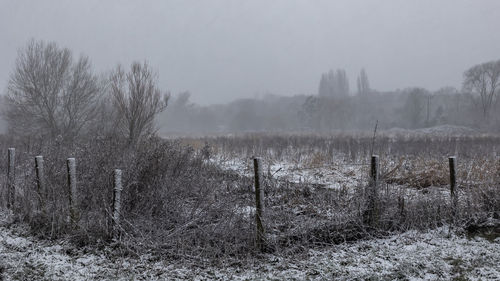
[[1, 217, 499, 280], [0, 130, 499, 280]]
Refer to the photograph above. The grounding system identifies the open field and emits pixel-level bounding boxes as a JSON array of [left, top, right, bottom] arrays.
[[3, 1, 500, 279], [0, 131, 499, 280]]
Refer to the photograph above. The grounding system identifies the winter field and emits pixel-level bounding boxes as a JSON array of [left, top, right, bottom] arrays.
[[3, 2, 500, 279], [1, 213, 499, 280], [0, 129, 499, 280]]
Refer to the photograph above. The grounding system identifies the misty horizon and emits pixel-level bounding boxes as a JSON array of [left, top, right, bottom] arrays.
[[1, 0, 500, 105]]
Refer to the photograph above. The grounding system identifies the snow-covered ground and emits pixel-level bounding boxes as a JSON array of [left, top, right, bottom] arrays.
[[1, 212, 499, 280], [211, 155, 367, 190], [385, 125, 479, 136], [1, 147, 498, 280]]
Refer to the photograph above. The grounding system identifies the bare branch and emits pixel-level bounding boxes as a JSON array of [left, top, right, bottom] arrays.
[[3, 39, 101, 141], [109, 61, 169, 145]]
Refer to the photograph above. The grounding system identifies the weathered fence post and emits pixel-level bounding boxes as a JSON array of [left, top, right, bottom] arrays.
[[7, 148, 15, 209], [67, 158, 77, 226], [35, 156, 45, 209], [449, 156, 457, 217], [365, 155, 379, 226], [111, 169, 123, 238], [371, 155, 379, 185], [253, 157, 265, 252]]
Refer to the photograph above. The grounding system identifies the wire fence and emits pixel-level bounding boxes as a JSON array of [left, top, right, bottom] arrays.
[[1, 143, 497, 256]]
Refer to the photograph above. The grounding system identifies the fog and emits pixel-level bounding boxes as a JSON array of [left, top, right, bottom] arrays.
[[1, 0, 499, 104], [1, 0, 500, 134]]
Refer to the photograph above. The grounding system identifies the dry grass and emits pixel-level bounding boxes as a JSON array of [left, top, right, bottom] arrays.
[[0, 133, 498, 264]]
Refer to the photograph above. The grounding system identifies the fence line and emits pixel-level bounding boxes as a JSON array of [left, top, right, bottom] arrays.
[[2, 149, 125, 238], [2, 147, 462, 251]]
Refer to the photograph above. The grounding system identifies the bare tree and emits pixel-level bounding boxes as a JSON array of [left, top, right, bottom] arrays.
[[318, 69, 349, 97], [356, 68, 370, 96], [110, 61, 169, 145], [463, 60, 500, 120], [335, 69, 350, 97], [3, 39, 101, 140], [402, 88, 427, 129]]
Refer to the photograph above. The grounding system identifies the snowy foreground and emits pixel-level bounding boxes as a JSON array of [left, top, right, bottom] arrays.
[[2, 155, 498, 280], [1, 216, 499, 280]]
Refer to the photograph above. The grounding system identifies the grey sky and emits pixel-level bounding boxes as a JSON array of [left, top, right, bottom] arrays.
[[1, 0, 499, 105]]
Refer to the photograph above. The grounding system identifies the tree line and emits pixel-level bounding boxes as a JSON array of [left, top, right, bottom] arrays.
[[161, 62, 500, 134], [2, 39, 499, 138], [1, 39, 168, 144]]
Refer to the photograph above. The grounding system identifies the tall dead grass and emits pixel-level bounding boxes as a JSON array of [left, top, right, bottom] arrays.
[[0, 133, 498, 264]]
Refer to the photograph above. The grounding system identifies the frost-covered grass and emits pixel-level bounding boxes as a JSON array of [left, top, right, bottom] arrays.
[[211, 154, 366, 191], [0, 133, 499, 280], [1, 211, 499, 280]]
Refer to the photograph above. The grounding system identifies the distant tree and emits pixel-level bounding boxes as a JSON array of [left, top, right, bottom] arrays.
[[3, 39, 101, 140], [356, 68, 370, 96], [161, 91, 194, 132], [425, 93, 432, 126], [335, 69, 350, 97], [318, 73, 329, 97], [172, 91, 193, 109], [434, 86, 458, 96], [434, 105, 445, 124], [463, 60, 500, 120], [299, 96, 321, 129], [229, 99, 261, 132], [109, 61, 169, 145], [318, 69, 349, 97], [402, 88, 428, 128]]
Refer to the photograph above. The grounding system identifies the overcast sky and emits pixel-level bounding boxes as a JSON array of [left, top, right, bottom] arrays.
[[1, 0, 499, 105]]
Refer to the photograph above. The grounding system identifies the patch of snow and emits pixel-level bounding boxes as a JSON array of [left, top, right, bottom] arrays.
[[385, 125, 478, 137], [212, 154, 367, 191], [1, 211, 499, 281], [234, 206, 256, 218]]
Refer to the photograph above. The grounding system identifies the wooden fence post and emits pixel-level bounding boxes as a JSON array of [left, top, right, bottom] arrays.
[[112, 169, 123, 238], [35, 156, 45, 209], [67, 158, 77, 226], [371, 155, 379, 185], [253, 157, 265, 252], [7, 148, 15, 209], [365, 155, 379, 226], [449, 156, 457, 217]]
